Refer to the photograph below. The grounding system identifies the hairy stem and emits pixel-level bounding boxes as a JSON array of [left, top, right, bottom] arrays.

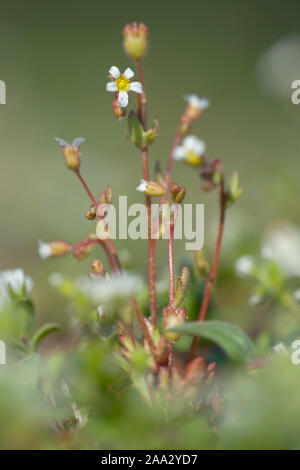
[[136, 59, 147, 128], [164, 134, 181, 190], [188, 177, 227, 362], [168, 221, 175, 304], [136, 62, 157, 324]]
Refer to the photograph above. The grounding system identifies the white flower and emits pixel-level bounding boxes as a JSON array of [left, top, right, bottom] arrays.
[[294, 289, 300, 301], [235, 256, 255, 278], [174, 135, 206, 166], [97, 305, 105, 320], [273, 342, 288, 355], [136, 179, 147, 192], [77, 273, 144, 304], [249, 293, 263, 306], [38, 241, 51, 259], [106, 66, 143, 107], [0, 269, 33, 307], [48, 272, 63, 287], [261, 222, 300, 277], [185, 94, 210, 109]]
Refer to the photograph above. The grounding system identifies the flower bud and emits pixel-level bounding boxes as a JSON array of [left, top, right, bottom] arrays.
[[123, 22, 148, 61], [98, 189, 108, 206], [73, 243, 94, 261], [63, 144, 81, 171], [106, 185, 113, 204], [173, 266, 190, 309], [113, 95, 126, 119], [228, 171, 243, 204], [91, 258, 105, 275], [155, 336, 171, 366], [85, 205, 97, 220], [136, 179, 167, 197], [184, 95, 210, 122], [54, 137, 85, 172], [163, 306, 187, 342], [38, 240, 71, 259], [170, 183, 186, 203], [200, 158, 223, 190], [178, 95, 210, 136], [194, 250, 209, 279]]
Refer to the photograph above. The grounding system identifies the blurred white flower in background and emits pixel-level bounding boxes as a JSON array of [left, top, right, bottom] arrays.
[[48, 272, 63, 287], [273, 342, 288, 355], [235, 256, 255, 278], [0, 269, 33, 307], [256, 33, 300, 99], [249, 293, 263, 306], [294, 289, 300, 301], [77, 273, 144, 304], [261, 222, 300, 277]]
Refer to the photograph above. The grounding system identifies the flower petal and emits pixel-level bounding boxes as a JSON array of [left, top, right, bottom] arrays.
[[118, 91, 129, 107], [183, 136, 205, 154], [38, 241, 51, 259], [124, 67, 134, 79], [106, 81, 118, 92], [54, 137, 68, 147], [129, 81, 143, 94], [194, 139, 206, 155], [173, 146, 186, 160], [136, 179, 147, 192], [109, 66, 120, 79], [185, 94, 210, 109], [72, 137, 85, 148]]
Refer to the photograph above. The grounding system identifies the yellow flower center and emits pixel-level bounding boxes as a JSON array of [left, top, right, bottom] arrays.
[[115, 74, 130, 92], [186, 150, 202, 166]]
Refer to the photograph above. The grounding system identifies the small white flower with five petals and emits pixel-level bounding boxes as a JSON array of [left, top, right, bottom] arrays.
[[174, 135, 206, 166], [106, 66, 143, 108]]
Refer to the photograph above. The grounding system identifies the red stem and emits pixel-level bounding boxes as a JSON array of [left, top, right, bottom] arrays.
[[75, 170, 98, 206], [98, 240, 115, 272], [136, 59, 147, 129], [73, 166, 155, 356], [137, 61, 158, 324], [168, 222, 175, 304], [188, 177, 227, 362], [164, 134, 181, 190]]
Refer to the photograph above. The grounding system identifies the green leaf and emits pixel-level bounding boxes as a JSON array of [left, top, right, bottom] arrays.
[[128, 111, 158, 149], [170, 320, 255, 363], [14, 298, 35, 337], [128, 111, 144, 148], [30, 322, 59, 351]]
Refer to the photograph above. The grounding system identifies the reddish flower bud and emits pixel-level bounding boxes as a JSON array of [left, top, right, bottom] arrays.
[[91, 258, 105, 275]]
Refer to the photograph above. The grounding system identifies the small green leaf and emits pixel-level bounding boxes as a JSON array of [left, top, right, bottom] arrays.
[[128, 111, 144, 148], [128, 111, 158, 149], [14, 298, 35, 337], [170, 320, 255, 362], [30, 322, 59, 351]]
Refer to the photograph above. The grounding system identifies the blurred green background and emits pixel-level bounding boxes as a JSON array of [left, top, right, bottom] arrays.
[[1, 0, 300, 324]]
